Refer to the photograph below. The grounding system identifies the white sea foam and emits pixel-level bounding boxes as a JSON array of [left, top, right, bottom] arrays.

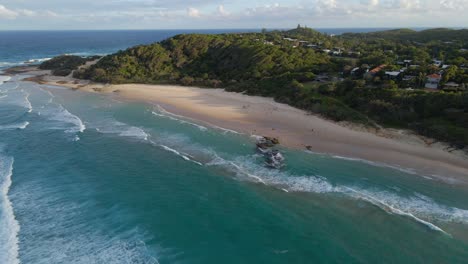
[[153, 105, 242, 134], [152, 106, 208, 131], [25, 57, 51, 64], [10, 180, 160, 264], [0, 94, 7, 99], [341, 187, 449, 234], [58, 104, 86, 133], [42, 103, 86, 134], [0, 75, 11, 86], [0, 121, 30, 130], [94, 120, 148, 141], [0, 156, 20, 264], [119, 126, 149, 141], [330, 154, 418, 175], [24, 91, 33, 113], [158, 144, 203, 166], [205, 154, 468, 234]]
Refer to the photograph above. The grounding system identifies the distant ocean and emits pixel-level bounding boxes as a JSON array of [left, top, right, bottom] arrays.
[[1, 30, 468, 263]]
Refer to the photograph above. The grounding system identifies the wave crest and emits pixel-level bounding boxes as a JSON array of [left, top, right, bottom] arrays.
[[0, 156, 20, 264]]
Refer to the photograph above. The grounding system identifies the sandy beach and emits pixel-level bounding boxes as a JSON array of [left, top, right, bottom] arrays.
[[11, 66, 468, 183]]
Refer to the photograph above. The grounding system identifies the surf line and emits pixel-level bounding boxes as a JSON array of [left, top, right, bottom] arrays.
[[0, 156, 20, 264], [343, 186, 450, 236], [153, 104, 243, 135]]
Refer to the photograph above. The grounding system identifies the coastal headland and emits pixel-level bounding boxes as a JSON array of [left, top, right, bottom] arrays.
[[9, 65, 468, 183]]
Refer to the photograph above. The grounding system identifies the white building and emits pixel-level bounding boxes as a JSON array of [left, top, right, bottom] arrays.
[[425, 74, 442, 89]]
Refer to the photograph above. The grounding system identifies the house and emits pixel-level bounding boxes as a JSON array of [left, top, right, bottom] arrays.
[[365, 64, 387, 79], [442, 64, 451, 69], [425, 74, 442, 89], [385, 71, 401, 79], [332, 50, 343, 56], [433, 59, 443, 67]]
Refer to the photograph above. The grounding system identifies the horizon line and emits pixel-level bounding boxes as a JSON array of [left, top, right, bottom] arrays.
[[0, 26, 467, 32]]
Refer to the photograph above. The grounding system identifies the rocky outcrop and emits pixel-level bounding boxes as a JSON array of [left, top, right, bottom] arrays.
[[255, 136, 285, 169]]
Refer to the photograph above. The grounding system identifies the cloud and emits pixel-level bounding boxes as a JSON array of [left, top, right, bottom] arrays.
[[187, 7, 201, 18], [0, 0, 468, 29], [440, 0, 468, 9], [0, 5, 17, 19], [217, 5, 229, 16]]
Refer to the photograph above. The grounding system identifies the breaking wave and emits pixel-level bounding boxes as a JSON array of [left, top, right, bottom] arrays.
[[23, 91, 33, 113], [152, 106, 208, 131], [205, 154, 468, 234], [0, 156, 20, 264], [94, 120, 148, 141], [152, 105, 242, 134], [41, 102, 86, 134], [0, 75, 11, 86], [0, 121, 30, 131]]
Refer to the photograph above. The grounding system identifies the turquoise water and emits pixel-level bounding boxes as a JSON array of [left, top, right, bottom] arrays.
[[1, 75, 468, 263]]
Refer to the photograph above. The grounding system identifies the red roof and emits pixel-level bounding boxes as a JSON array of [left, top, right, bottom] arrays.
[[427, 74, 441, 79], [369, 64, 387, 74]]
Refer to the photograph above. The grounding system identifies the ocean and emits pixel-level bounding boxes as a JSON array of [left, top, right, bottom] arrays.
[[1, 30, 468, 264]]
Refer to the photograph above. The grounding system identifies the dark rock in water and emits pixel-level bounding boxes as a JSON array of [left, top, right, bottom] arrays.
[[265, 136, 280, 145], [256, 136, 280, 149], [265, 149, 285, 169], [255, 136, 285, 169], [306, 145, 313, 151]]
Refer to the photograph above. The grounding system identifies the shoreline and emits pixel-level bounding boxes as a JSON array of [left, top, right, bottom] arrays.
[[7, 66, 468, 183]]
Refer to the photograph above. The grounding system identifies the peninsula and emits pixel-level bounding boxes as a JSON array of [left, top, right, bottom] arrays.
[[13, 27, 468, 181]]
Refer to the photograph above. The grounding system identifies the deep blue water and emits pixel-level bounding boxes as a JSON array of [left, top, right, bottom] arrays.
[[1, 30, 468, 263]]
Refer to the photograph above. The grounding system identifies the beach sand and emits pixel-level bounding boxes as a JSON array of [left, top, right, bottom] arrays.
[[17, 67, 468, 183]]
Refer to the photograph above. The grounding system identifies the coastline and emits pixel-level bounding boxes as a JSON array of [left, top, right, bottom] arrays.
[[8, 66, 468, 183]]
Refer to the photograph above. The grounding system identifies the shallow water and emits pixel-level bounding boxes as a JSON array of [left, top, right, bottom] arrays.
[[0, 75, 467, 263]]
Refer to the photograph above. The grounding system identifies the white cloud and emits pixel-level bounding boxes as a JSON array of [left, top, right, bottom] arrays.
[[217, 5, 229, 16], [440, 0, 468, 9], [187, 7, 201, 17], [0, 5, 18, 19], [0, 0, 468, 29]]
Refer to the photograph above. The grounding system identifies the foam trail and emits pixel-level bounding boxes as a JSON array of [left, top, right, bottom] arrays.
[[120, 126, 148, 141], [57, 104, 86, 133], [0, 156, 20, 264], [152, 107, 208, 131], [23, 91, 33, 113], [208, 124, 242, 135], [343, 187, 449, 235], [0, 95, 7, 99], [154, 105, 242, 134], [205, 154, 468, 232], [94, 120, 148, 141], [25, 57, 51, 64], [0, 75, 11, 86], [0, 122, 30, 130], [159, 144, 203, 166], [206, 154, 266, 184], [330, 154, 418, 175]]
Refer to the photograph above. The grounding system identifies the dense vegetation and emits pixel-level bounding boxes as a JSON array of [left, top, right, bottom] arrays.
[[40, 55, 100, 76], [67, 27, 468, 150]]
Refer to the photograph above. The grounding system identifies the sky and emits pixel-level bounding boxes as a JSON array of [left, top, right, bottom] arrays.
[[0, 0, 467, 30]]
